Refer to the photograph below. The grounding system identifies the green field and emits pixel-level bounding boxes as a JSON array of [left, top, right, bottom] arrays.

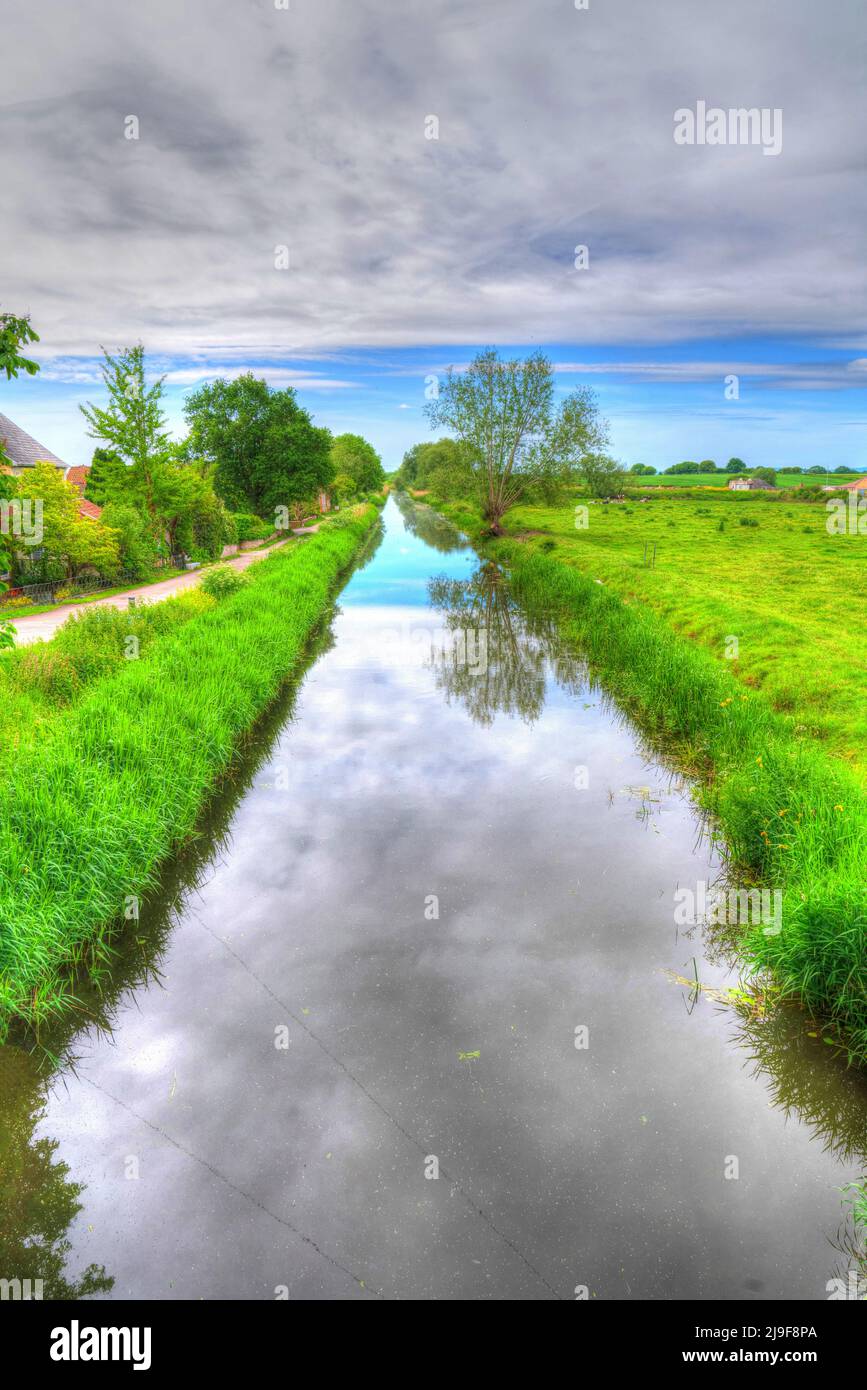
[[498, 492, 867, 778], [630, 473, 844, 489]]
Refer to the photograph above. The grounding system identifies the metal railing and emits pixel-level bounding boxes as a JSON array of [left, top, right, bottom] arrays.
[[0, 570, 140, 607]]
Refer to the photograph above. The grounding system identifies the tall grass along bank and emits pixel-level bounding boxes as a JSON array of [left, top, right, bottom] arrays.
[[503, 542, 867, 1062], [0, 506, 379, 1037], [415, 493, 867, 1062]]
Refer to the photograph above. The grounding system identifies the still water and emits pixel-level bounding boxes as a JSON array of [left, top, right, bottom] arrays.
[[1, 495, 865, 1301]]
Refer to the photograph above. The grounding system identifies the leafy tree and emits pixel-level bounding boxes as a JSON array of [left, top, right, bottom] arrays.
[[184, 373, 333, 518], [12, 462, 120, 580], [423, 349, 608, 534], [666, 460, 698, 475], [581, 452, 627, 499], [0, 310, 40, 382], [397, 438, 470, 493], [807, 466, 829, 475], [697, 459, 717, 473], [80, 345, 171, 534], [726, 457, 746, 472], [751, 466, 777, 486], [85, 448, 128, 504], [332, 473, 356, 502], [330, 433, 384, 493], [628, 462, 656, 476], [98, 502, 157, 578], [0, 309, 41, 643]]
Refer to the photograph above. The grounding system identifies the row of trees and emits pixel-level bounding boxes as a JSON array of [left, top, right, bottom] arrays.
[[659, 459, 856, 477], [2, 326, 385, 592]]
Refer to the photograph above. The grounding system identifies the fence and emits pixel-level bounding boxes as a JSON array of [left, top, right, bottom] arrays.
[[0, 569, 140, 608]]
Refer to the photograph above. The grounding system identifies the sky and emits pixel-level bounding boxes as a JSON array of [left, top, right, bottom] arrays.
[[2, 0, 866, 472]]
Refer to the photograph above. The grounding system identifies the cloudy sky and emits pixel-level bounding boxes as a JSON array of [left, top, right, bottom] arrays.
[[2, 0, 865, 469]]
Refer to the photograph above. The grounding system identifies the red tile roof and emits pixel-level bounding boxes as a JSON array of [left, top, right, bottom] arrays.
[[78, 498, 103, 521], [66, 465, 91, 493]]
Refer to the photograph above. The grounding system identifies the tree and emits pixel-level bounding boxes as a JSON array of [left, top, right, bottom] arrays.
[[726, 457, 746, 472], [0, 310, 40, 383], [330, 434, 384, 493], [184, 373, 333, 518], [398, 438, 472, 493], [628, 463, 656, 476], [751, 466, 777, 486], [581, 452, 627, 499], [332, 473, 356, 503], [85, 448, 129, 505], [666, 461, 698, 475], [11, 462, 120, 580], [80, 345, 171, 534], [98, 502, 157, 578], [697, 459, 717, 473], [423, 349, 608, 534], [0, 309, 41, 645]]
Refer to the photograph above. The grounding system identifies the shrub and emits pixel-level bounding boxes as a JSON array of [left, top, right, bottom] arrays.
[[201, 565, 247, 599], [15, 647, 80, 703], [231, 512, 271, 543]]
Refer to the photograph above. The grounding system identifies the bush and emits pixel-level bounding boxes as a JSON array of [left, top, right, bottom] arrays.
[[201, 565, 247, 599], [99, 503, 158, 580], [231, 512, 272, 543], [15, 647, 81, 704]]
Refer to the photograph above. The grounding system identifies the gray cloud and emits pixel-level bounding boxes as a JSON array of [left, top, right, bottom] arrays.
[[2, 0, 865, 357]]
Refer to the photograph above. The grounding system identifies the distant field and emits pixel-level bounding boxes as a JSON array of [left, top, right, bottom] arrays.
[[630, 474, 844, 489], [495, 492, 867, 776]]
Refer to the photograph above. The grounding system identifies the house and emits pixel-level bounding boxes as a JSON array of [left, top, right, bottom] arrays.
[[0, 412, 98, 520], [843, 475, 867, 493], [0, 410, 68, 475], [65, 465, 91, 495], [728, 477, 773, 491]]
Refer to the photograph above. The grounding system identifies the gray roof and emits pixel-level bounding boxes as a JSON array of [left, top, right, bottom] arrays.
[[0, 410, 67, 469]]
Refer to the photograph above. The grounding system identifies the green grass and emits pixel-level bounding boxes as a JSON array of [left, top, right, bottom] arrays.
[[0, 506, 379, 1037], [631, 473, 845, 488], [496, 493, 867, 778], [0, 589, 215, 756], [422, 490, 867, 1061]]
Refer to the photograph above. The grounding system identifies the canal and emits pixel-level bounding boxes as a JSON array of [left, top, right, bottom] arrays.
[[1, 495, 864, 1301]]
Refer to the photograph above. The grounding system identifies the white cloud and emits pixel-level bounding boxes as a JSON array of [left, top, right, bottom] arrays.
[[1, 0, 864, 358]]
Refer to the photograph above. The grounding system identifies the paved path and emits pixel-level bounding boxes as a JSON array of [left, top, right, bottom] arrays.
[[9, 541, 290, 647]]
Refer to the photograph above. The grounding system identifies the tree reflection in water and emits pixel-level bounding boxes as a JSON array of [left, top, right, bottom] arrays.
[[0, 1047, 113, 1299]]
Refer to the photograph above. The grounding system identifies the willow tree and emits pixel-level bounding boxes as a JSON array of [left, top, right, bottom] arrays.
[[423, 349, 608, 534]]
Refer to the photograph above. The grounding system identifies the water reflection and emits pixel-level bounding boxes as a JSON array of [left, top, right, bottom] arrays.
[[0, 1047, 113, 1299], [0, 497, 865, 1299], [392, 491, 467, 553]]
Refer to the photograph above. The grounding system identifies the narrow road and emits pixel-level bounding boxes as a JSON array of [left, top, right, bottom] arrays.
[[9, 540, 291, 647]]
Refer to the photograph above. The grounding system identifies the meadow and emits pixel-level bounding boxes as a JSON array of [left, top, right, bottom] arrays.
[[631, 473, 841, 488], [417, 487, 867, 1059], [0, 504, 379, 1037], [503, 492, 867, 778]]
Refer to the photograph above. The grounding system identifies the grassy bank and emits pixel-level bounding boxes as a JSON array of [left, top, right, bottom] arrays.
[[433, 490, 867, 777], [418, 492, 867, 1062], [0, 505, 379, 1037]]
